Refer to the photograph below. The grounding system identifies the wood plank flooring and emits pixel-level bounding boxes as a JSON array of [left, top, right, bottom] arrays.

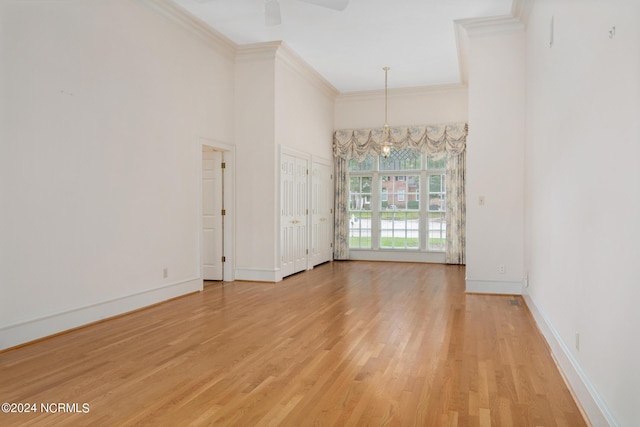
[[0, 262, 587, 426]]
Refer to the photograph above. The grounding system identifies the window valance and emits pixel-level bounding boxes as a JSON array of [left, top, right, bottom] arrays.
[[333, 123, 468, 161]]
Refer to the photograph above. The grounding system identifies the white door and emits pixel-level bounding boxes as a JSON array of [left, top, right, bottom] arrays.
[[281, 153, 308, 278], [311, 161, 333, 266], [292, 157, 309, 273], [202, 149, 223, 280]]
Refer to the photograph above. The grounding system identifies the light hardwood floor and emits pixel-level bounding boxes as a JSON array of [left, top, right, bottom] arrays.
[[0, 262, 586, 426]]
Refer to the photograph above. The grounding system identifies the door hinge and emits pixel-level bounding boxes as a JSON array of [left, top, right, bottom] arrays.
[[221, 256, 226, 262], [306, 209, 308, 215], [221, 162, 226, 169], [330, 208, 333, 214], [221, 209, 226, 216], [306, 249, 308, 255], [330, 242, 333, 248]]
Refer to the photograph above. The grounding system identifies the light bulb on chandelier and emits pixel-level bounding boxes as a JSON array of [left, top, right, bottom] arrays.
[[381, 67, 392, 158]]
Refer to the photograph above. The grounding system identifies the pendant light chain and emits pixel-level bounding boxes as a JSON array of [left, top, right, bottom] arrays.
[[382, 67, 392, 158], [384, 66, 389, 126]]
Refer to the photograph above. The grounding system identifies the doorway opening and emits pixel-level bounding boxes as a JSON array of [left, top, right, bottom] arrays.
[[201, 141, 234, 284]]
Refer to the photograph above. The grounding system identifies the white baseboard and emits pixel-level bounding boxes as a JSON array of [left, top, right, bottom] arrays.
[[235, 267, 279, 282], [349, 250, 446, 264], [465, 278, 523, 294], [523, 294, 618, 427], [0, 278, 202, 351]]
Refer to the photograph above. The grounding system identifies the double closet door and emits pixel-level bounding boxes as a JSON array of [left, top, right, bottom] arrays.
[[281, 153, 308, 277], [280, 151, 333, 279]]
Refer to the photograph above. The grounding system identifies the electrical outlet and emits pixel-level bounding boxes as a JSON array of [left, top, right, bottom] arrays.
[[163, 268, 168, 279], [575, 332, 580, 351], [524, 273, 529, 288], [498, 264, 505, 274]]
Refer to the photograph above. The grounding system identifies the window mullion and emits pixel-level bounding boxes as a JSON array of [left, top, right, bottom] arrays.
[[371, 172, 380, 250], [420, 170, 428, 251]]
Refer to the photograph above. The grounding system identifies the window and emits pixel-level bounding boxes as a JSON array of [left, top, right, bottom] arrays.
[[347, 150, 446, 252], [349, 174, 372, 249], [380, 174, 419, 249], [428, 174, 446, 251]]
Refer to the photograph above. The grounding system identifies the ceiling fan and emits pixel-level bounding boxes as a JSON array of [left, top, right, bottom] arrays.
[[266, 0, 350, 26]]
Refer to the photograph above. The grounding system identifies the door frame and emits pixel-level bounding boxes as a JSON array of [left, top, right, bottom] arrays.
[[199, 138, 235, 282]]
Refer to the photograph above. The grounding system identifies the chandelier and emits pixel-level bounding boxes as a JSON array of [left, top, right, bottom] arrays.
[[381, 66, 392, 158]]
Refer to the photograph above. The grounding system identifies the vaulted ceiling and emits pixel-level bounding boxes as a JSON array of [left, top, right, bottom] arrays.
[[172, 0, 514, 92]]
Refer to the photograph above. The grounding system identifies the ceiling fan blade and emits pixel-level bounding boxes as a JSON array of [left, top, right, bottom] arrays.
[[298, 0, 349, 11], [265, 0, 282, 26]]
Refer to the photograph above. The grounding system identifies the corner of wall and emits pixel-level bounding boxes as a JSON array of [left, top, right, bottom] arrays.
[[523, 294, 619, 427]]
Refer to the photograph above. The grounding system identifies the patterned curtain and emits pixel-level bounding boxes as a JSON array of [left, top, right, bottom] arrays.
[[333, 157, 350, 260], [332, 123, 468, 264], [334, 123, 467, 160], [445, 151, 466, 264]]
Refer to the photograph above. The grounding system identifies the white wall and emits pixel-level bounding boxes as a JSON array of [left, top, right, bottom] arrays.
[[334, 85, 467, 130], [275, 47, 336, 160], [234, 42, 336, 281], [465, 23, 526, 294], [234, 45, 278, 281], [0, 0, 235, 349], [524, 1, 640, 425]]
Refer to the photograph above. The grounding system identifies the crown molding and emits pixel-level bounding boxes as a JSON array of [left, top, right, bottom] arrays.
[[454, 15, 525, 85], [455, 15, 525, 38], [275, 42, 339, 99], [336, 83, 467, 101], [511, 0, 535, 28], [235, 41, 282, 62], [137, 0, 236, 59], [235, 41, 338, 99]]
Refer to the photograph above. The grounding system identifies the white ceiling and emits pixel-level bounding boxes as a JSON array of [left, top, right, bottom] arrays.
[[172, 0, 514, 93]]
